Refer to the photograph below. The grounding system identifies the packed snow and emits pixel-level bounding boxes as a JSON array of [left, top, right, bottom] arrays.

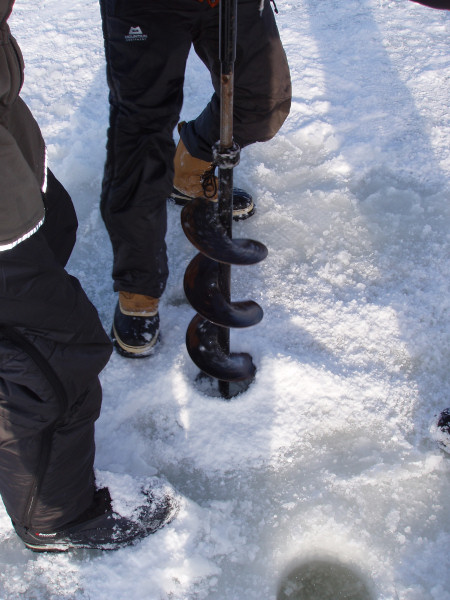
[[1, 0, 450, 598]]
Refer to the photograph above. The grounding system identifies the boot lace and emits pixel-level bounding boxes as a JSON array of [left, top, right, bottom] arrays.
[[201, 166, 218, 199]]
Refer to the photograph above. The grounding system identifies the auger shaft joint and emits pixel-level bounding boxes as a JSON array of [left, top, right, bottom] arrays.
[[213, 142, 241, 170]]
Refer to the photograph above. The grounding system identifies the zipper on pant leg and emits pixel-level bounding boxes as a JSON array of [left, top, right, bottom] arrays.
[[22, 428, 55, 530]]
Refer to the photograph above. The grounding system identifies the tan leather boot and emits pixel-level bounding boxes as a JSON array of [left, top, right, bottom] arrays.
[[170, 123, 255, 220], [172, 137, 218, 201]]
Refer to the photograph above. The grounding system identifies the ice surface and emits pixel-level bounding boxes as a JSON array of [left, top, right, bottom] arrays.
[[2, 1, 450, 599]]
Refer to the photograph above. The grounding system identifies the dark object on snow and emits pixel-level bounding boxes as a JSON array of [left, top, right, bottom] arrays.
[[437, 408, 450, 430], [410, 1, 450, 9], [436, 409, 450, 452], [181, 0, 268, 399], [277, 559, 374, 600]]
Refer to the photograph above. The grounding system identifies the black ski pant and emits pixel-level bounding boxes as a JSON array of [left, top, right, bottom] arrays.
[[99, 0, 291, 298], [0, 171, 112, 532]]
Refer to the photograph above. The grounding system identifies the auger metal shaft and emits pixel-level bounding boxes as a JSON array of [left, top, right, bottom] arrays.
[[217, 0, 238, 398], [219, 0, 236, 152]]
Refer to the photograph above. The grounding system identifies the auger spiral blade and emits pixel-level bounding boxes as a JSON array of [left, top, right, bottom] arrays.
[[180, 0, 267, 398], [184, 253, 264, 328], [181, 198, 268, 266], [186, 314, 256, 382]]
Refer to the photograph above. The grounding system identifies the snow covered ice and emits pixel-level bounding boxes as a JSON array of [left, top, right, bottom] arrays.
[[1, 0, 450, 598]]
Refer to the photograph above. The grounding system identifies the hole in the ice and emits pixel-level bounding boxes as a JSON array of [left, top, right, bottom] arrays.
[[277, 559, 374, 600]]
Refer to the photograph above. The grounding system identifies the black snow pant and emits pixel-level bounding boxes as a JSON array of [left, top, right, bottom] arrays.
[[99, 0, 292, 298], [0, 171, 112, 532]]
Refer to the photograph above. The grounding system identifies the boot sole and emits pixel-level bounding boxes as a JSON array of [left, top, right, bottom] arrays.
[[169, 188, 255, 221], [111, 324, 160, 358]]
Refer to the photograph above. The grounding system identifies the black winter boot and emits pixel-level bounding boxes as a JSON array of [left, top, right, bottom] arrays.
[[112, 292, 160, 358], [13, 481, 178, 552]]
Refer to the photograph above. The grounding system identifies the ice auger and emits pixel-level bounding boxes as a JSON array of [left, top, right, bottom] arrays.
[[181, 0, 268, 399]]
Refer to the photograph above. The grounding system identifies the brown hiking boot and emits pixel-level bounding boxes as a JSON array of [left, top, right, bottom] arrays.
[[170, 125, 255, 221], [111, 292, 160, 358], [173, 137, 218, 201]]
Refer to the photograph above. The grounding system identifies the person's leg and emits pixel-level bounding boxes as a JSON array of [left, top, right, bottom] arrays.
[[0, 205, 177, 550], [183, 0, 291, 160], [171, 0, 290, 218], [99, 0, 194, 299], [99, 0, 198, 356], [0, 323, 104, 531], [0, 170, 110, 528], [0, 180, 112, 531], [0, 308, 177, 551]]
